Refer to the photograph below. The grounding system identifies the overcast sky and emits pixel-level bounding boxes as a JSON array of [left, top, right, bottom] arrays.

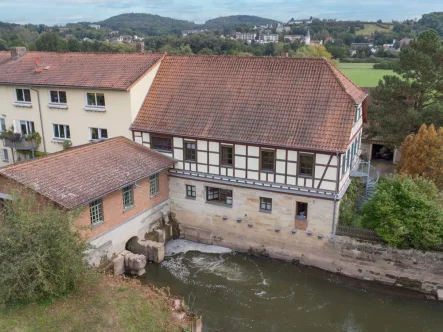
[[0, 0, 442, 25]]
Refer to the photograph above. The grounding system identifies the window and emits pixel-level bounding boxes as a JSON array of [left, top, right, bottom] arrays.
[[90, 127, 108, 140], [342, 154, 347, 175], [186, 185, 196, 198], [86, 92, 105, 107], [354, 105, 362, 123], [184, 141, 196, 161], [221, 146, 233, 166], [122, 185, 134, 210], [53, 124, 71, 140], [296, 202, 308, 219], [19, 120, 35, 135], [50, 90, 67, 104], [207, 187, 233, 205], [0, 118, 5, 133], [151, 136, 172, 152], [150, 174, 159, 196], [2, 149, 9, 162], [260, 197, 272, 212], [261, 150, 275, 172], [299, 154, 314, 177], [15, 88, 31, 103], [89, 199, 103, 226]]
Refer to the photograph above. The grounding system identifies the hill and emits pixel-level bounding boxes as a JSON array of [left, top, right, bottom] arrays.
[[203, 15, 280, 30], [99, 13, 197, 36]]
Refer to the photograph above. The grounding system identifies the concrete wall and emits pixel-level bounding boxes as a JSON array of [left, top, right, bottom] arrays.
[[86, 199, 169, 266]]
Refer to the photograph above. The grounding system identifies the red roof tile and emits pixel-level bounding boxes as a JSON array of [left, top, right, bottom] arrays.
[[0, 51, 164, 90], [0, 137, 174, 209], [131, 55, 367, 152]]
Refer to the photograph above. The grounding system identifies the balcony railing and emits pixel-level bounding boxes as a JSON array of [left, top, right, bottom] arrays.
[[3, 137, 39, 151]]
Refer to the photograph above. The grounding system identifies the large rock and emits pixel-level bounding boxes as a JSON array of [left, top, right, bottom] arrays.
[[125, 253, 147, 276], [113, 255, 125, 276], [437, 289, 443, 301]]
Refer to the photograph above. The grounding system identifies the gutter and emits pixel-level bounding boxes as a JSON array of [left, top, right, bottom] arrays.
[[29, 86, 47, 153]]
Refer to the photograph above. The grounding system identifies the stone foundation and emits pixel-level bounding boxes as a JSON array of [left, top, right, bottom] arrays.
[[85, 199, 169, 266]]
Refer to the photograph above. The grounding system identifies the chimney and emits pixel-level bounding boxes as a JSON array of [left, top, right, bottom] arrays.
[[280, 52, 289, 57], [135, 42, 145, 53], [10, 47, 27, 61]]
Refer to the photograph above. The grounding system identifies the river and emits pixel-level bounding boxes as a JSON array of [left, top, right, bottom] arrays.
[[141, 240, 443, 332]]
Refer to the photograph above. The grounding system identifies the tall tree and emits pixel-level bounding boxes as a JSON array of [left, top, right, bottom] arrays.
[[368, 30, 443, 146], [398, 124, 443, 189]]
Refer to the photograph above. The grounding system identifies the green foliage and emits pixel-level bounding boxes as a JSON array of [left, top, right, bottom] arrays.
[[361, 175, 443, 249], [203, 15, 279, 30], [373, 59, 398, 69], [417, 12, 443, 36], [62, 140, 72, 150], [24, 131, 42, 145], [368, 30, 443, 146], [35, 33, 66, 51], [339, 180, 362, 226], [0, 190, 89, 305]]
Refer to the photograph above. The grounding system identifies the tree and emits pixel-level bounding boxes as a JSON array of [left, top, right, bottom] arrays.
[[0, 189, 89, 304], [67, 37, 81, 52], [361, 175, 443, 249], [295, 45, 333, 59], [368, 30, 443, 146], [35, 33, 63, 51], [398, 124, 443, 189]]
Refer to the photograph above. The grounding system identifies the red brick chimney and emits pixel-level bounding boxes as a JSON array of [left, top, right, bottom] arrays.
[[10, 47, 27, 61], [135, 42, 145, 53]]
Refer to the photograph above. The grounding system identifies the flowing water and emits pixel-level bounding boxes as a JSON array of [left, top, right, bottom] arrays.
[[141, 240, 443, 331]]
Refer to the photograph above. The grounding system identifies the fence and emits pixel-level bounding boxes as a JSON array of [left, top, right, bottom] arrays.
[[335, 224, 385, 243]]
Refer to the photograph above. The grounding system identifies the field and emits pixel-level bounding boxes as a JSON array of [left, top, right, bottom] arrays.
[[356, 23, 392, 35], [338, 63, 394, 87], [0, 273, 187, 332]]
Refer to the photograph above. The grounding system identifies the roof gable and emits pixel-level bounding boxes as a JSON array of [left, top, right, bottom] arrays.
[[131, 55, 367, 152], [0, 137, 174, 209], [0, 51, 165, 90]]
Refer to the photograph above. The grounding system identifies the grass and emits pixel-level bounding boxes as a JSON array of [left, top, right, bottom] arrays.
[[0, 273, 187, 332], [356, 23, 392, 35], [338, 62, 395, 87]]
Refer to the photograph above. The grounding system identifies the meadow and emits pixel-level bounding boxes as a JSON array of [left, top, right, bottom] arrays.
[[355, 23, 393, 35], [338, 63, 394, 87]]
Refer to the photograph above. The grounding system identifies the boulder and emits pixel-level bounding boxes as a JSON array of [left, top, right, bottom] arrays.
[[113, 255, 125, 276], [437, 289, 443, 301]]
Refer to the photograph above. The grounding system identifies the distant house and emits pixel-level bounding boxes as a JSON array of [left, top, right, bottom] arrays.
[[236, 32, 256, 43], [258, 33, 279, 44], [351, 42, 374, 48], [121, 35, 133, 43], [284, 29, 310, 45], [83, 37, 91, 42], [324, 36, 334, 43], [59, 27, 69, 33], [134, 35, 144, 41], [110, 30, 119, 36], [89, 24, 100, 30], [181, 29, 206, 37], [111, 36, 124, 43], [311, 40, 323, 45], [287, 16, 313, 25], [283, 25, 292, 32]]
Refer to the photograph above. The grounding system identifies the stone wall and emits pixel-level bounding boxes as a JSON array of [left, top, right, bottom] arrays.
[[86, 199, 169, 266]]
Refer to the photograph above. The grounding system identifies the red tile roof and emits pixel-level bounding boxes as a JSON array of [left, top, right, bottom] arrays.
[[0, 51, 164, 90], [0, 137, 175, 209], [131, 55, 367, 152]]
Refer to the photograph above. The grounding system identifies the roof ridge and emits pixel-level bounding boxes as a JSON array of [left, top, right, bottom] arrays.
[[22, 51, 166, 56], [324, 59, 367, 104], [164, 54, 327, 61]]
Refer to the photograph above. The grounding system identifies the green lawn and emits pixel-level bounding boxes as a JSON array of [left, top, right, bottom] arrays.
[[338, 63, 394, 87], [0, 273, 187, 332], [356, 23, 392, 35]]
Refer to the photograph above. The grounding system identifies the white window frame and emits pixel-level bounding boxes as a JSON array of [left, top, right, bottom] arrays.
[[89, 127, 108, 141], [49, 90, 67, 105], [0, 118, 5, 133], [2, 149, 9, 162], [52, 124, 71, 140], [85, 92, 105, 107], [150, 174, 159, 197], [19, 120, 35, 135], [122, 185, 134, 210], [89, 199, 104, 226], [15, 88, 31, 103]]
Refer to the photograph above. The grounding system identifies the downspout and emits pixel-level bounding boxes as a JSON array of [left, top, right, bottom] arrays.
[[331, 151, 341, 239], [29, 87, 47, 153]]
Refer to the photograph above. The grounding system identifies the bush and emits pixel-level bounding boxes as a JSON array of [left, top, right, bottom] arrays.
[[373, 59, 398, 69], [361, 175, 443, 249], [0, 189, 89, 305], [340, 57, 384, 63], [339, 179, 362, 226]]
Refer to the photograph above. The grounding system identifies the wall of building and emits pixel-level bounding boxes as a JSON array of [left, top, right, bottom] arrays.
[[77, 170, 169, 240], [133, 131, 344, 198], [169, 176, 339, 243]]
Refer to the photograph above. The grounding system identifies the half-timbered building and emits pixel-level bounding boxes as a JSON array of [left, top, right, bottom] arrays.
[[131, 55, 367, 253]]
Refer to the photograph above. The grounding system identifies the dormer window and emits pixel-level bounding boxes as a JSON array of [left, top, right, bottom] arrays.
[[86, 92, 105, 107], [15, 88, 31, 103]]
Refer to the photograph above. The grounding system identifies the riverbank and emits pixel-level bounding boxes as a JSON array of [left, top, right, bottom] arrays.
[[0, 272, 189, 331]]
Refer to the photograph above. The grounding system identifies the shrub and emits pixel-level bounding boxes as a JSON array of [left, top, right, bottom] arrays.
[[361, 175, 443, 249], [373, 59, 398, 69], [339, 179, 362, 226], [0, 189, 89, 305]]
